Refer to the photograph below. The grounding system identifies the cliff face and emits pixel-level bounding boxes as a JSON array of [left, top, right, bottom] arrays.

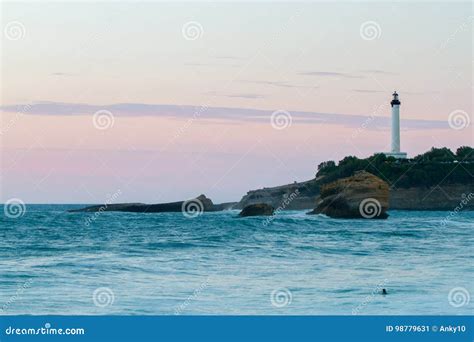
[[235, 179, 318, 210], [390, 185, 474, 210], [237, 179, 474, 211], [310, 171, 389, 218]]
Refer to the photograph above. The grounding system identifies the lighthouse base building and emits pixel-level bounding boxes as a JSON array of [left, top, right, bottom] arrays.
[[384, 151, 407, 159], [384, 91, 407, 159]]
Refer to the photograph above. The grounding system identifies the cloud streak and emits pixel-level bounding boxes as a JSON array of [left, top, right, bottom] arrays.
[[0, 101, 450, 130], [360, 69, 398, 75], [50, 72, 75, 76], [222, 93, 265, 99], [298, 71, 364, 79], [352, 89, 385, 93], [240, 80, 318, 89]]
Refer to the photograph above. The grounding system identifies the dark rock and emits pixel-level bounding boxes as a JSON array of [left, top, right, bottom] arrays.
[[69, 194, 215, 213], [238, 203, 274, 217], [68, 203, 146, 213]]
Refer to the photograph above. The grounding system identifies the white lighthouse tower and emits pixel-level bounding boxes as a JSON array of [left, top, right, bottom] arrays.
[[384, 91, 407, 159]]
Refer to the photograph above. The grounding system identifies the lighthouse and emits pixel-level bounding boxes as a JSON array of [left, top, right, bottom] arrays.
[[384, 91, 407, 159]]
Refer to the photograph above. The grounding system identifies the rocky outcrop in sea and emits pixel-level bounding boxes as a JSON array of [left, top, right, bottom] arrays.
[[308, 171, 389, 219], [239, 203, 275, 217], [69, 194, 226, 213], [236, 179, 318, 210]]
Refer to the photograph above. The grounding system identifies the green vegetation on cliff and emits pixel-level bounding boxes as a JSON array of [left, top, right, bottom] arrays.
[[316, 146, 473, 188]]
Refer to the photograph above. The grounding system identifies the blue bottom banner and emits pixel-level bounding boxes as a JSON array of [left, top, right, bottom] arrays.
[[0, 316, 472, 342]]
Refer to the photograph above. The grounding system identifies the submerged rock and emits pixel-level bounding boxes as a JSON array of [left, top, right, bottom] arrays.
[[212, 202, 238, 211], [239, 203, 274, 217], [308, 171, 389, 219]]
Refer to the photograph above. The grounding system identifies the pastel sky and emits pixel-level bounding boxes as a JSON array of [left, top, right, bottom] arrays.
[[1, 1, 472, 204]]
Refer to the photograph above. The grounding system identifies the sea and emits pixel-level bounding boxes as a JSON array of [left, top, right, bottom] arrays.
[[1, 205, 472, 315]]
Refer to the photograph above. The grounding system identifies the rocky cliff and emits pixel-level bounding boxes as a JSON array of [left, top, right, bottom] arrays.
[[390, 185, 474, 210], [237, 178, 473, 211], [236, 179, 319, 210]]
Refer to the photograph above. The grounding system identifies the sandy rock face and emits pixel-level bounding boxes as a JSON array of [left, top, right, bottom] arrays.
[[310, 171, 389, 219]]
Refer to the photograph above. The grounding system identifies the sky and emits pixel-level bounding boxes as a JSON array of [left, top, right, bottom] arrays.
[[1, 1, 472, 204]]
